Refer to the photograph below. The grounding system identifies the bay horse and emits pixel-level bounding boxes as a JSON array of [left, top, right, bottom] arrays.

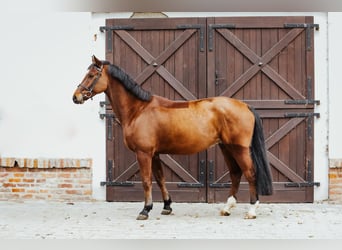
[[73, 56, 273, 220]]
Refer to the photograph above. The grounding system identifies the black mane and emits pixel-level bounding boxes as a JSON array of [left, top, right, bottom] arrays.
[[104, 61, 152, 102]]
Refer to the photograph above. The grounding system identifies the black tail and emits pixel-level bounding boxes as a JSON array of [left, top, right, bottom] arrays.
[[249, 107, 273, 195]]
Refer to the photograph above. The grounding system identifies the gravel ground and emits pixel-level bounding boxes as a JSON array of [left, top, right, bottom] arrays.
[[0, 201, 342, 239]]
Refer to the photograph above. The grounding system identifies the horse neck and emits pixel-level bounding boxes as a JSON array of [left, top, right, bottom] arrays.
[[105, 78, 146, 126]]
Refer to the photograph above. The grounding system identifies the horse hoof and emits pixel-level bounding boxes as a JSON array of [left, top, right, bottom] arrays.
[[161, 208, 172, 215], [136, 214, 149, 220], [244, 213, 256, 219], [220, 210, 231, 216]]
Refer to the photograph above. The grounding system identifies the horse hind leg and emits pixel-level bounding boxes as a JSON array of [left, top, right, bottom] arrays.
[[231, 146, 259, 219], [152, 154, 172, 215], [219, 144, 242, 216]]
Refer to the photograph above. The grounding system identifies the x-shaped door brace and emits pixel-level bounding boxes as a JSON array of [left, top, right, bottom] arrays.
[[110, 27, 310, 185], [210, 27, 310, 184], [111, 29, 204, 184], [113, 154, 199, 184], [213, 117, 306, 185], [114, 29, 198, 100], [265, 117, 306, 183], [215, 27, 306, 100]]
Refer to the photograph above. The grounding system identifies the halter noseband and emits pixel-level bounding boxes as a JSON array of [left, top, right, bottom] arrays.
[[77, 64, 103, 99]]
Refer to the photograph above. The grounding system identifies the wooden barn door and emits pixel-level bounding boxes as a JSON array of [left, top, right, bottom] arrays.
[[207, 16, 319, 202], [101, 16, 319, 203], [101, 18, 208, 202]]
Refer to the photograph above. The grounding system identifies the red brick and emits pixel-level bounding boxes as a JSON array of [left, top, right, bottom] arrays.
[[58, 183, 73, 188], [65, 189, 81, 195], [27, 189, 38, 194], [14, 173, 25, 177], [42, 173, 56, 178], [58, 173, 71, 178], [329, 173, 337, 179], [83, 190, 92, 195], [1, 162, 92, 201], [330, 180, 342, 186], [23, 178, 35, 183], [17, 183, 30, 187], [9, 178, 21, 183], [63, 179, 74, 183], [3, 183, 16, 188], [78, 179, 92, 185], [22, 194, 33, 199], [12, 188, 25, 193]]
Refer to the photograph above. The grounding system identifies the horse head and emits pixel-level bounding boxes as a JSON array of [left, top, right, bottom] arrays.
[[72, 55, 109, 104]]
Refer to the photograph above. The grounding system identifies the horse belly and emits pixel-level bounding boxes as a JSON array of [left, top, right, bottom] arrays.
[[157, 123, 220, 155]]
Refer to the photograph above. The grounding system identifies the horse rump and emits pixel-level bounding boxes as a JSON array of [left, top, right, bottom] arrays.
[[249, 106, 273, 196]]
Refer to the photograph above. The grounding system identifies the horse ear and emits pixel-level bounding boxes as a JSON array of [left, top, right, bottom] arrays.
[[92, 55, 102, 67]]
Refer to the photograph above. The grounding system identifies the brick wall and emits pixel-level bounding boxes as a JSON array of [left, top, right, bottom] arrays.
[[329, 159, 342, 203], [0, 157, 92, 201]]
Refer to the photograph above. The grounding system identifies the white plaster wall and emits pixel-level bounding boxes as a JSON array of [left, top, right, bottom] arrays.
[[0, 12, 106, 200], [328, 13, 342, 160], [313, 13, 329, 201]]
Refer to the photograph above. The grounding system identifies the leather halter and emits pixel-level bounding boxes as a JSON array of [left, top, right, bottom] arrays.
[[77, 64, 103, 98]]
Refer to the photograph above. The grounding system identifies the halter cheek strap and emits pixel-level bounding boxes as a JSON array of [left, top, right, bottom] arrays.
[[77, 64, 103, 98]]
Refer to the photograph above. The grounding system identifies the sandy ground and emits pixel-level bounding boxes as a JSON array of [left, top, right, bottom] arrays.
[[1, 201, 342, 239]]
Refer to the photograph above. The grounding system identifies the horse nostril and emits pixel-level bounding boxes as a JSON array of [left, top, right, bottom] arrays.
[[73, 95, 79, 104]]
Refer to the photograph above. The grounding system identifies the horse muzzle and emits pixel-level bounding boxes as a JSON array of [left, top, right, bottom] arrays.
[[73, 93, 85, 104]]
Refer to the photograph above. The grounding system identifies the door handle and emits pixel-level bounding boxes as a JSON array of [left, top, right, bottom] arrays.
[[215, 71, 225, 85]]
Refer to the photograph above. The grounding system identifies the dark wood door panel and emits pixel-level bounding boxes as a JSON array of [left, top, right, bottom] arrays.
[[104, 18, 207, 202], [207, 16, 317, 203], [104, 16, 317, 203]]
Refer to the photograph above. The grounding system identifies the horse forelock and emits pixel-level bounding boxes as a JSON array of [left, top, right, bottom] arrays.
[[106, 64, 152, 102]]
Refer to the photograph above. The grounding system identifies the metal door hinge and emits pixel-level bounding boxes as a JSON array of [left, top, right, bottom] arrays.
[[285, 160, 320, 188], [284, 100, 320, 105], [208, 160, 231, 188], [284, 23, 319, 50], [208, 24, 236, 51], [100, 181, 135, 187], [284, 113, 320, 118], [99, 25, 134, 53], [100, 159, 135, 187], [177, 24, 205, 52], [284, 77, 320, 106], [284, 182, 320, 188]]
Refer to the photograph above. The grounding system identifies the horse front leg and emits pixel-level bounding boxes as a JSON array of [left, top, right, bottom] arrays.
[[152, 154, 172, 215], [136, 151, 153, 220]]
